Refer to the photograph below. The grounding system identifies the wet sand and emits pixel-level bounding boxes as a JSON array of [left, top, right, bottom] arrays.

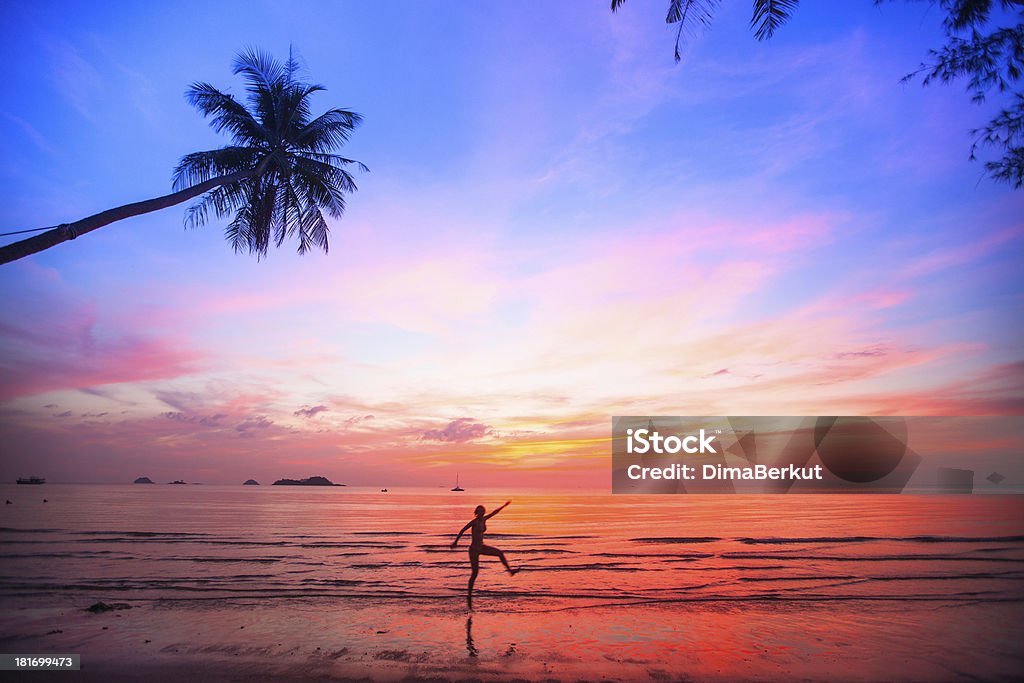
[[5, 595, 1023, 681]]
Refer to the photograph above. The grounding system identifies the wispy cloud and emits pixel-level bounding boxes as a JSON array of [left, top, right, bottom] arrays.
[[0, 112, 59, 157], [42, 38, 103, 123]]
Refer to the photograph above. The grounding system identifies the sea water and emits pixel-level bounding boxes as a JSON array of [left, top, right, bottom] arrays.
[[1, 485, 1022, 608]]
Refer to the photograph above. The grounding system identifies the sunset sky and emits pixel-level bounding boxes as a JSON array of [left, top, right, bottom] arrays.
[[1, 1, 1021, 486]]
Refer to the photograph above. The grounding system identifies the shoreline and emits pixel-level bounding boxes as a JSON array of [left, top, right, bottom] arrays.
[[3, 595, 1021, 682]]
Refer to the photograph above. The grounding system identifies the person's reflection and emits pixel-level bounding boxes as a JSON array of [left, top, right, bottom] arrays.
[[465, 615, 478, 657]]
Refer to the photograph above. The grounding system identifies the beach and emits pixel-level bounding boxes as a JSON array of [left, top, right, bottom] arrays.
[[2, 1, 1023, 681], [2, 486, 1022, 681]]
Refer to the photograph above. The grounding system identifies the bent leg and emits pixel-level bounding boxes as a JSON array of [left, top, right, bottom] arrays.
[[479, 543, 515, 574]]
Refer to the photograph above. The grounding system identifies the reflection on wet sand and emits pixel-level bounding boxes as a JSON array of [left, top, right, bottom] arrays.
[[465, 615, 478, 657]]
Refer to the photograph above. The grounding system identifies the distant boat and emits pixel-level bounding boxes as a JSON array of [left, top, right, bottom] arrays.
[[16, 476, 45, 485], [450, 474, 464, 492]]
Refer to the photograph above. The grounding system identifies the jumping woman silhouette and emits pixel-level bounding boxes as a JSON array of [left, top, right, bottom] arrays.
[[451, 500, 518, 609]]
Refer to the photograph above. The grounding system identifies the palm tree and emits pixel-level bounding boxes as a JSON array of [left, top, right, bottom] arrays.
[[0, 48, 366, 266]]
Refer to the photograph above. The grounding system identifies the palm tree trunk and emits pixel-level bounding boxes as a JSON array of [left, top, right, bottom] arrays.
[[0, 170, 254, 266]]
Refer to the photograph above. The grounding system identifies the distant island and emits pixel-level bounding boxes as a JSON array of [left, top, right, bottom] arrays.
[[243, 479, 260, 485], [134, 477, 154, 484], [271, 476, 344, 486], [168, 480, 187, 485]]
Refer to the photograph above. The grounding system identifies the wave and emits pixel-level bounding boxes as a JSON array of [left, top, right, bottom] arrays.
[[0, 540, 53, 545], [593, 552, 712, 557], [736, 575, 858, 582], [737, 535, 1024, 545], [735, 572, 1024, 582], [0, 550, 123, 558], [171, 557, 284, 564], [66, 538, 408, 550], [524, 542, 571, 547], [74, 538, 289, 546], [720, 552, 1024, 562], [73, 530, 212, 537], [710, 565, 794, 571], [738, 536, 879, 545], [512, 562, 655, 572], [417, 544, 577, 553], [2, 581, 1017, 607], [630, 537, 722, 544], [295, 542, 404, 548], [854, 571, 1024, 581]]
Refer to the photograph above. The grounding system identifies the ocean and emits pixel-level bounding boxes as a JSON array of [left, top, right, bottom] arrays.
[[1, 485, 1022, 680]]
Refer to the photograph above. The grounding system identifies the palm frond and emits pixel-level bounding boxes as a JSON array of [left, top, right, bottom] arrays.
[[280, 83, 325, 135], [173, 146, 261, 191], [751, 0, 800, 41], [233, 48, 284, 99], [295, 109, 364, 152], [225, 194, 256, 255], [284, 44, 302, 83], [663, 1, 721, 62], [297, 203, 330, 255], [185, 83, 267, 145], [291, 156, 353, 217], [295, 151, 370, 174], [275, 180, 303, 247], [183, 181, 249, 229]]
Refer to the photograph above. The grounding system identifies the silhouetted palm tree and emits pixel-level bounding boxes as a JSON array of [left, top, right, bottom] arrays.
[[0, 48, 366, 265]]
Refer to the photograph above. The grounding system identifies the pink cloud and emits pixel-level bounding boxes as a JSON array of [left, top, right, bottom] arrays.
[[902, 225, 1024, 281], [0, 263, 202, 401], [0, 332, 201, 401], [421, 418, 493, 443], [837, 361, 1024, 416], [293, 404, 328, 418]]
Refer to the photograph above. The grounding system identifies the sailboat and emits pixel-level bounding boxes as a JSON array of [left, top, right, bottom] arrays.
[[450, 473, 464, 492]]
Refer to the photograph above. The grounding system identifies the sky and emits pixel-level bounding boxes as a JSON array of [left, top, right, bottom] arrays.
[[0, 0, 1022, 487]]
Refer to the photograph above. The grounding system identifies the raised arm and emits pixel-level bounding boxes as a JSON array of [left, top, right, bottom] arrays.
[[484, 500, 511, 520], [451, 520, 473, 549]]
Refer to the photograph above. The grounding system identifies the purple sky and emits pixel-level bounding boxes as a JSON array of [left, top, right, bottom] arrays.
[[0, 1, 1021, 486]]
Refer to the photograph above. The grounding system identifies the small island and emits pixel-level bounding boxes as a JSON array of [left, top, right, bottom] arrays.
[[243, 479, 260, 486], [133, 477, 154, 484], [168, 480, 187, 485], [271, 475, 344, 486]]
